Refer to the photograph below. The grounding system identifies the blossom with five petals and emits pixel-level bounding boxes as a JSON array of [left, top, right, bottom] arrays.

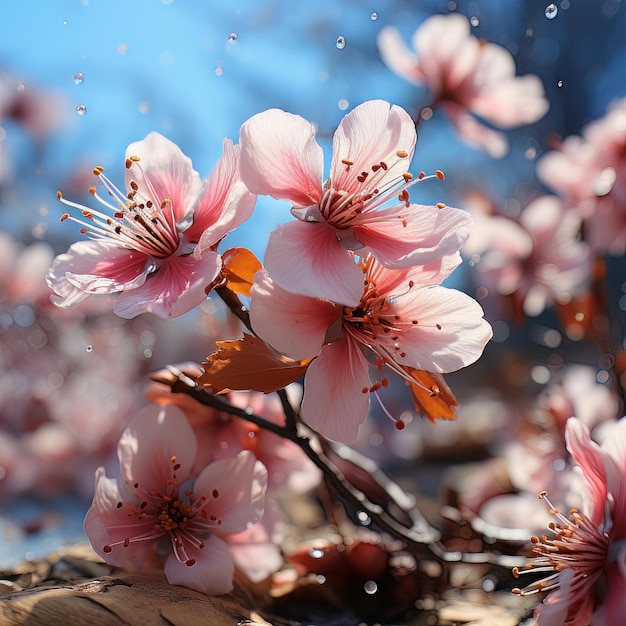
[[84, 404, 268, 595], [249, 254, 492, 442], [377, 14, 549, 157], [513, 417, 626, 624], [239, 99, 473, 306], [47, 132, 255, 319]]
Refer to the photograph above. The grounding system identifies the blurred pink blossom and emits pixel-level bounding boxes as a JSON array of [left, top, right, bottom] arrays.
[[377, 13, 548, 157], [537, 97, 626, 255], [514, 417, 626, 625], [47, 132, 255, 319], [84, 404, 268, 595], [465, 195, 591, 317], [250, 255, 491, 442], [239, 99, 472, 305]]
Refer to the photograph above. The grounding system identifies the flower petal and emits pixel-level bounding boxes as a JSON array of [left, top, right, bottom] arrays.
[[445, 104, 509, 158], [301, 337, 370, 443], [164, 535, 234, 595], [264, 220, 364, 306], [194, 450, 267, 534], [113, 251, 220, 319], [376, 26, 425, 85], [239, 109, 323, 207], [249, 269, 340, 360], [391, 286, 492, 373], [565, 418, 609, 524], [117, 405, 197, 494], [186, 139, 256, 248], [329, 100, 417, 194], [124, 132, 202, 226], [355, 204, 473, 268]]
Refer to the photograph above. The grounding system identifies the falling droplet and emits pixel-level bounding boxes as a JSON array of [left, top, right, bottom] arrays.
[[75, 104, 87, 116], [370, 12, 378, 20], [557, 79, 563, 87], [470, 16, 479, 26], [336, 35, 346, 49], [62, 20, 68, 25], [73, 72, 84, 85], [227, 32, 238, 42], [86, 345, 93, 352], [545, 3, 558, 19], [364, 580, 378, 595]]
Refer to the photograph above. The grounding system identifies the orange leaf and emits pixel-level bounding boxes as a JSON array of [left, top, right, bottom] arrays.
[[221, 247, 262, 297], [403, 367, 458, 422], [200, 333, 311, 394]]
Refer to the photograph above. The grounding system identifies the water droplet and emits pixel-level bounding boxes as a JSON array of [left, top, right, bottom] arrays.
[[370, 12, 378, 20], [470, 16, 479, 26], [356, 511, 371, 525], [244, 406, 253, 416], [364, 580, 378, 595], [227, 32, 238, 42], [545, 3, 558, 19], [215, 63, 223, 76], [62, 20, 68, 25], [525, 147, 537, 160], [482, 578, 495, 592], [338, 98, 349, 110], [557, 79, 563, 87], [75, 104, 87, 116], [336, 35, 346, 49], [86, 345, 93, 352], [309, 548, 324, 558], [315, 574, 326, 584], [73, 72, 84, 85]]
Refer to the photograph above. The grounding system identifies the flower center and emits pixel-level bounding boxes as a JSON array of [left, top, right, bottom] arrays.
[[57, 156, 182, 260], [102, 455, 222, 567], [512, 491, 610, 599]]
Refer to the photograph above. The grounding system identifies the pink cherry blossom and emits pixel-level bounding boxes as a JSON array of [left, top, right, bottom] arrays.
[[46, 132, 255, 319], [377, 14, 549, 157], [466, 195, 591, 317], [84, 404, 268, 595], [239, 99, 473, 305], [537, 97, 626, 255], [249, 254, 492, 442], [513, 417, 626, 625]]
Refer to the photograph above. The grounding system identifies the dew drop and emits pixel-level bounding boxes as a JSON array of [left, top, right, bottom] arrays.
[[356, 511, 371, 525], [557, 79, 563, 88], [470, 16, 479, 26], [75, 104, 87, 116], [370, 12, 378, 20], [336, 35, 346, 49], [73, 72, 84, 85], [364, 580, 378, 595], [86, 344, 93, 352], [545, 3, 558, 19], [227, 32, 238, 42]]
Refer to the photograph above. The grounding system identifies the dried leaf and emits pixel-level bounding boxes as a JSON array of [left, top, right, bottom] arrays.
[[403, 368, 458, 422], [221, 247, 263, 297], [200, 333, 310, 394]]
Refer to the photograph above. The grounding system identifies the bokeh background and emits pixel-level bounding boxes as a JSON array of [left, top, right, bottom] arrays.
[[1, 0, 624, 568]]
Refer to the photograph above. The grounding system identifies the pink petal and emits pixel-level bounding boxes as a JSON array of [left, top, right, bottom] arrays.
[[124, 132, 202, 226], [84, 467, 158, 568], [186, 139, 256, 248], [249, 269, 341, 360], [164, 535, 234, 595], [239, 109, 323, 207], [376, 26, 425, 85], [113, 251, 221, 319], [194, 450, 267, 535], [117, 405, 197, 494], [264, 220, 364, 306], [301, 337, 370, 443], [354, 204, 473, 268], [391, 286, 492, 373], [47, 241, 149, 297], [329, 100, 416, 194], [565, 418, 609, 525], [592, 559, 626, 626], [445, 103, 509, 158]]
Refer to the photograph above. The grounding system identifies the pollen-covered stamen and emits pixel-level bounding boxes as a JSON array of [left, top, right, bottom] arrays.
[[512, 491, 610, 598], [57, 161, 182, 259], [319, 150, 444, 229]]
